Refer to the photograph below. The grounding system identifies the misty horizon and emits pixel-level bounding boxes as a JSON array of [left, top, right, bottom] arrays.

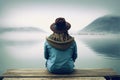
[[1, 0, 120, 32]]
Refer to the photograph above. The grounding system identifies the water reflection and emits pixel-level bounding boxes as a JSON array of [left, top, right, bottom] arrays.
[[1, 33, 120, 75], [0, 39, 12, 75], [0, 39, 42, 45], [0, 31, 47, 75], [79, 35, 120, 59]]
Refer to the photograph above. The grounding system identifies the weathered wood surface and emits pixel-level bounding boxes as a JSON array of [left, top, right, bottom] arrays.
[[2, 68, 117, 77], [3, 77, 106, 80], [2, 68, 117, 80]]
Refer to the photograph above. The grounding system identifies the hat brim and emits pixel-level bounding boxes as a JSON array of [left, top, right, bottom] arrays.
[[50, 22, 71, 33]]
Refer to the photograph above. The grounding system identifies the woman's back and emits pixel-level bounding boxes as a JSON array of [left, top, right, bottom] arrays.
[[44, 40, 77, 74], [44, 17, 77, 74]]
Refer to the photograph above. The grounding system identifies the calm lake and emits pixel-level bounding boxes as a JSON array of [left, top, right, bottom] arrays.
[[0, 31, 120, 75]]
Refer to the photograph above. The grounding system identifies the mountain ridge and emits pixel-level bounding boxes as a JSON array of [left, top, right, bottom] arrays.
[[80, 15, 120, 34], [0, 27, 46, 33]]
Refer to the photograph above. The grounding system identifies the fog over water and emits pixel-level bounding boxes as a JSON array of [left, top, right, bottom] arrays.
[[0, 0, 120, 32], [0, 30, 120, 75]]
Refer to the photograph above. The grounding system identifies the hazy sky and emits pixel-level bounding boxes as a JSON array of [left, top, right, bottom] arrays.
[[0, 0, 120, 32]]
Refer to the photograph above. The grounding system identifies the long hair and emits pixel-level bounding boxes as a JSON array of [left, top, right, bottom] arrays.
[[49, 32, 72, 42]]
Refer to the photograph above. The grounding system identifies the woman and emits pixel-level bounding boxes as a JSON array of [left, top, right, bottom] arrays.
[[44, 17, 77, 74]]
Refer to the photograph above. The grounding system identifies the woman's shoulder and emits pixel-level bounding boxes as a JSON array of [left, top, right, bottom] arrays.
[[70, 41, 76, 47]]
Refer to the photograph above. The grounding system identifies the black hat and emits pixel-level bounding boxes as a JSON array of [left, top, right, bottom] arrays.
[[50, 17, 71, 33]]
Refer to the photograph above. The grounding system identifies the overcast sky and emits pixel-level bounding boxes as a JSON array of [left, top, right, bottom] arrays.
[[0, 0, 120, 32]]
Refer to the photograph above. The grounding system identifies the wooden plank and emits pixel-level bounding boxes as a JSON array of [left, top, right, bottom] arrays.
[[2, 68, 117, 78], [3, 77, 106, 80]]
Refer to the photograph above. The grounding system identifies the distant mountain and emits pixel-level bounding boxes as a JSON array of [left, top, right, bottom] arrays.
[[80, 15, 120, 34], [0, 27, 46, 33]]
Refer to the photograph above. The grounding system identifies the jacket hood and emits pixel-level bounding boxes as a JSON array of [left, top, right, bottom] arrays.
[[46, 37, 74, 50]]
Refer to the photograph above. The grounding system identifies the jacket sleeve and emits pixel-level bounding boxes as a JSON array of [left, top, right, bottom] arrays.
[[72, 41, 77, 62], [44, 42, 49, 60]]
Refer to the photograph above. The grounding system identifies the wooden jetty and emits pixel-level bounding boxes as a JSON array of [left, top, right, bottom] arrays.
[[1, 68, 118, 80]]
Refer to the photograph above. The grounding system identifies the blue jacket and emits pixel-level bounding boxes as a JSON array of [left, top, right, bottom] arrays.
[[44, 37, 77, 74]]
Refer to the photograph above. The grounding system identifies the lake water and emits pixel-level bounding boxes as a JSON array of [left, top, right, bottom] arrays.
[[0, 31, 120, 75]]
